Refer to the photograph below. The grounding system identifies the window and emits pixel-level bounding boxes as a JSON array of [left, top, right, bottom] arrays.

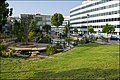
[[114, 11, 117, 14]]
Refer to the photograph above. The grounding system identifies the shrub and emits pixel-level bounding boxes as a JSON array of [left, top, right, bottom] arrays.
[[38, 35, 49, 43], [65, 37, 71, 45], [0, 34, 12, 38], [56, 42, 63, 49], [0, 42, 7, 57], [80, 37, 95, 44], [73, 38, 79, 46], [46, 45, 56, 55], [28, 32, 34, 41]]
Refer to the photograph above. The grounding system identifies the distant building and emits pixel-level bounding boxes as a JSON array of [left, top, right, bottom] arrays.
[[21, 13, 51, 28], [34, 14, 51, 26], [70, 0, 120, 35]]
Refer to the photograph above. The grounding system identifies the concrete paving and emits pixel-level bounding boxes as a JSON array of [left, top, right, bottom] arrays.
[[96, 39, 119, 45]]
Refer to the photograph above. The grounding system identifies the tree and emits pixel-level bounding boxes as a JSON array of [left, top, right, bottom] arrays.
[[0, 0, 13, 33], [51, 13, 64, 37], [12, 20, 24, 42], [102, 23, 115, 34], [63, 21, 70, 37], [88, 25, 94, 34], [12, 15, 38, 44], [43, 24, 51, 34], [74, 27, 78, 34], [21, 15, 38, 44], [102, 23, 115, 42]]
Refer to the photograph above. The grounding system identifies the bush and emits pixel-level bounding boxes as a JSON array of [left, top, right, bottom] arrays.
[[80, 37, 95, 44], [0, 42, 7, 57], [0, 34, 12, 38], [38, 35, 49, 43], [28, 32, 34, 41], [46, 45, 56, 55], [73, 38, 79, 46], [65, 37, 71, 45], [56, 42, 63, 49]]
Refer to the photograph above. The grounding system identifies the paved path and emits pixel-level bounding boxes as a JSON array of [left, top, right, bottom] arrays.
[[96, 39, 119, 45]]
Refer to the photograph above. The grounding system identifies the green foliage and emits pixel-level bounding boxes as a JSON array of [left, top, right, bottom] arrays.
[[80, 37, 95, 44], [63, 21, 70, 37], [51, 13, 64, 27], [12, 15, 38, 44], [28, 32, 34, 41], [56, 42, 63, 49], [74, 27, 78, 34], [43, 24, 51, 34], [38, 35, 49, 43], [65, 37, 71, 45], [46, 45, 56, 55], [88, 25, 95, 33], [0, 0, 13, 33], [12, 20, 25, 42], [73, 38, 79, 46], [0, 42, 7, 57], [102, 24, 115, 34], [0, 34, 12, 38]]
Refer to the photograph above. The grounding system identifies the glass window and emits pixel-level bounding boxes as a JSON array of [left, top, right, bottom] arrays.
[[114, 11, 117, 14], [109, 5, 112, 8]]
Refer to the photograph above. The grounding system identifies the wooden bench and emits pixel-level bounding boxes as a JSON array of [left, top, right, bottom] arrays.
[[9, 47, 47, 57]]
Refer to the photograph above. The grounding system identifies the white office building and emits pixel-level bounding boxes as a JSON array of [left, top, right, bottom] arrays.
[[70, 0, 120, 35]]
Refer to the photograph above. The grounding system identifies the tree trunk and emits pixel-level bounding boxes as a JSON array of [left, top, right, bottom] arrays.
[[25, 31, 29, 45], [25, 19, 33, 45]]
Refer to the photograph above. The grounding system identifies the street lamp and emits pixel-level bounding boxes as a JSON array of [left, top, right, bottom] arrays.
[[87, 14, 89, 35]]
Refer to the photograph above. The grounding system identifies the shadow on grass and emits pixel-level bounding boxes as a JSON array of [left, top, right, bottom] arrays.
[[1, 68, 119, 79], [27, 68, 119, 79]]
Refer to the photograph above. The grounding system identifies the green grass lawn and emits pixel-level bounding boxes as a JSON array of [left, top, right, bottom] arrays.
[[0, 44, 119, 79]]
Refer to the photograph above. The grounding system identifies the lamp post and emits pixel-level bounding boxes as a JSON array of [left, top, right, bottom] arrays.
[[87, 14, 89, 35]]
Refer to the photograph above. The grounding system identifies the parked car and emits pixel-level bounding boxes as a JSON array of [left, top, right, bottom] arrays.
[[110, 35, 120, 40], [79, 34, 84, 36]]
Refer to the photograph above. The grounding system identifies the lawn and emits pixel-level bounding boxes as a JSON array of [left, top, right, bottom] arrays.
[[0, 44, 119, 79]]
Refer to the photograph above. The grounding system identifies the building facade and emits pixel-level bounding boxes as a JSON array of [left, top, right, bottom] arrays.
[[70, 0, 120, 35], [21, 14, 51, 30], [34, 14, 51, 26]]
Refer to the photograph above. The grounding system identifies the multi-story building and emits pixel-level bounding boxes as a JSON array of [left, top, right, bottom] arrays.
[[21, 14, 51, 30], [70, 0, 120, 35], [34, 14, 51, 26]]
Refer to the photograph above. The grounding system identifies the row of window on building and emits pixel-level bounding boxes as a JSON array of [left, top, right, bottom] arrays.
[[70, 10, 120, 21], [71, 18, 120, 24], [70, 0, 114, 13], [70, 25, 120, 29], [70, 3, 119, 17]]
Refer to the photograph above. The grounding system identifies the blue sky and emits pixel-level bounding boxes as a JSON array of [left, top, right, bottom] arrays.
[[7, 1, 83, 17]]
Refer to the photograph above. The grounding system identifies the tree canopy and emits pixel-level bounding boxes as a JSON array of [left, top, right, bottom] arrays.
[[0, 0, 13, 33], [43, 24, 51, 34], [88, 25, 94, 33], [102, 23, 115, 34], [51, 13, 64, 27], [63, 21, 70, 37], [12, 15, 38, 44], [74, 27, 78, 34]]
